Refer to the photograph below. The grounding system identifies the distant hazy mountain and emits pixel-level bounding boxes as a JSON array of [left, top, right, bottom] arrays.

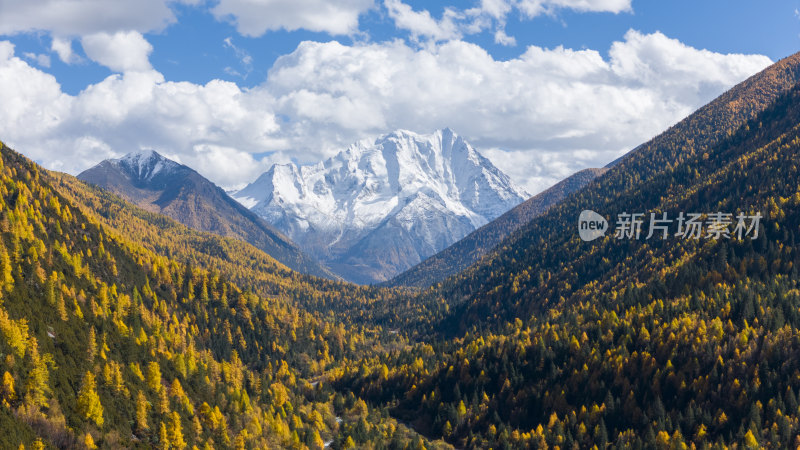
[[389, 167, 608, 288], [235, 128, 529, 284], [78, 150, 335, 279]]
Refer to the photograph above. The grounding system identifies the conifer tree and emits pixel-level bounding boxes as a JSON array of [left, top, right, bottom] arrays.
[[87, 327, 97, 363], [136, 390, 150, 432], [83, 433, 96, 450], [148, 361, 162, 392], [2, 371, 14, 402], [159, 422, 169, 450], [169, 411, 187, 449], [77, 371, 104, 427], [0, 240, 13, 291]]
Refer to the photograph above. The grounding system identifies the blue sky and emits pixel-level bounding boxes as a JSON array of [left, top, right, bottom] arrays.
[[0, 0, 795, 192]]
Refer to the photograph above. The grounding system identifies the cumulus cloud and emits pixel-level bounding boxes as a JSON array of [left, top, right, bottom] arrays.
[[494, 28, 516, 46], [264, 30, 771, 192], [0, 0, 376, 45], [0, 1, 169, 71], [0, 41, 74, 160], [212, 0, 374, 36], [479, 0, 514, 19], [192, 144, 271, 190], [0, 0, 177, 36], [384, 0, 634, 45], [51, 37, 78, 64], [81, 31, 154, 73], [0, 31, 772, 193], [0, 41, 280, 186], [384, 0, 463, 42], [67, 74, 282, 186]]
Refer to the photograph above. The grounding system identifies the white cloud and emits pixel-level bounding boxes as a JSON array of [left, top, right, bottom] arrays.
[[478, 0, 514, 19], [191, 144, 272, 188], [223, 37, 253, 78], [494, 28, 516, 46], [609, 30, 767, 93], [67, 73, 282, 185], [51, 37, 78, 64], [384, 0, 463, 42], [81, 31, 153, 73], [0, 41, 283, 187], [516, 0, 632, 17], [385, 0, 633, 46], [0, 41, 74, 164], [223, 37, 253, 67], [23, 52, 51, 68], [0, 0, 177, 36], [264, 31, 770, 191], [212, 0, 374, 36], [0, 31, 772, 194]]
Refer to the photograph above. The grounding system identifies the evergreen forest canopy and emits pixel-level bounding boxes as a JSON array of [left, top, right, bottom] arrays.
[[3, 51, 800, 449]]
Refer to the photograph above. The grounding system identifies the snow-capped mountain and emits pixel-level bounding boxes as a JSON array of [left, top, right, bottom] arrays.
[[116, 149, 178, 181], [78, 150, 336, 279], [235, 128, 529, 284]]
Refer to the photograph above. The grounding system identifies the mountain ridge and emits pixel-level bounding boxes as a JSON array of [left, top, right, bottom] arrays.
[[236, 128, 529, 284]]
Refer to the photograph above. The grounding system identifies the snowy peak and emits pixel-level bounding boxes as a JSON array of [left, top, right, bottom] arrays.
[[236, 128, 529, 284], [112, 149, 181, 182]]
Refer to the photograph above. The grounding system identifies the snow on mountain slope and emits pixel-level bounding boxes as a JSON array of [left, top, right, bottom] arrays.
[[118, 149, 177, 181], [235, 128, 529, 284], [103, 149, 181, 187]]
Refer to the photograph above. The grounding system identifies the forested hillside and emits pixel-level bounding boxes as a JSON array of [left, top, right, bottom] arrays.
[[0, 144, 447, 449], [438, 52, 800, 331]]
